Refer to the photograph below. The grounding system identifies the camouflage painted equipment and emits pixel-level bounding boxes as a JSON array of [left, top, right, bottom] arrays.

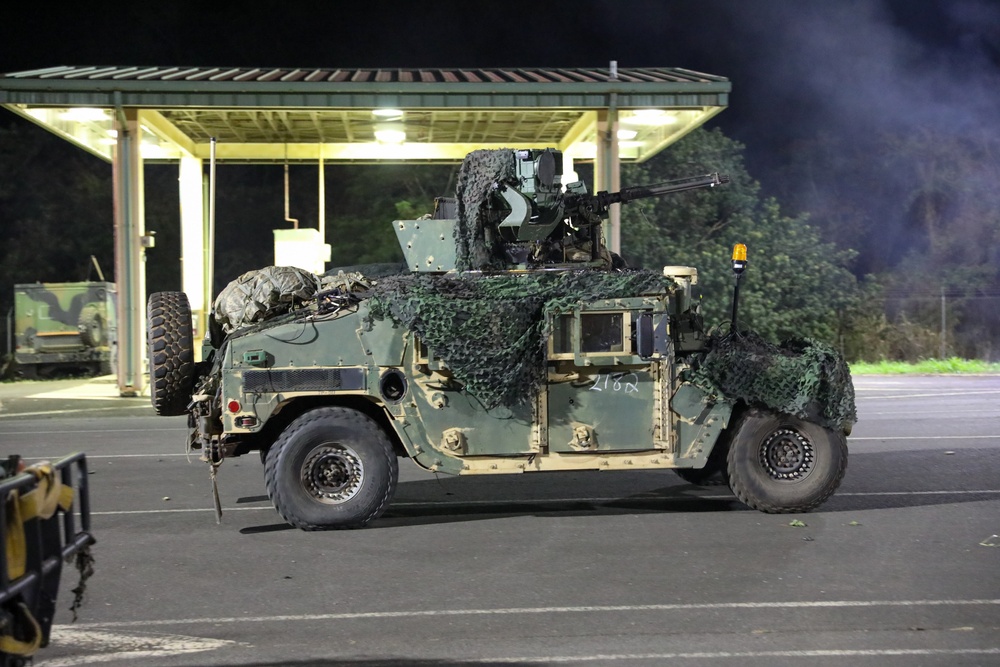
[[13, 282, 115, 377]]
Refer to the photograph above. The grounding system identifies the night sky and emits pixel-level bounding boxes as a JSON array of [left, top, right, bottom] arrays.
[[2, 0, 999, 206]]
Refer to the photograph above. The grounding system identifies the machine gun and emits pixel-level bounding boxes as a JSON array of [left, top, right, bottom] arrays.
[[398, 147, 729, 272], [491, 148, 728, 264], [566, 172, 730, 221]]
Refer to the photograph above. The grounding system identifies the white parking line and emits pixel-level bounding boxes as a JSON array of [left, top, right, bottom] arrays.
[[0, 405, 151, 419], [857, 408, 1000, 416], [473, 648, 998, 663], [39, 628, 233, 666], [850, 435, 1000, 440], [75, 453, 193, 458], [859, 390, 1000, 400], [65, 598, 1000, 629], [0, 428, 187, 435]]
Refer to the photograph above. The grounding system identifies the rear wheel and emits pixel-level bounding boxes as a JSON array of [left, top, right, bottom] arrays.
[[727, 409, 847, 513], [147, 291, 194, 416], [264, 407, 398, 530]]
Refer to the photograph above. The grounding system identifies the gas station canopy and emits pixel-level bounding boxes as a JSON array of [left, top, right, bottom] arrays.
[[0, 64, 729, 396], [0, 65, 729, 164]]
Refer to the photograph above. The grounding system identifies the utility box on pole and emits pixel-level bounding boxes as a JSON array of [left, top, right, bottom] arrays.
[[273, 228, 331, 275]]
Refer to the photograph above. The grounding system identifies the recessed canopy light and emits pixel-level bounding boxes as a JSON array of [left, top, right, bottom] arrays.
[[623, 109, 679, 126], [61, 108, 110, 122], [372, 108, 404, 119], [374, 122, 406, 143]]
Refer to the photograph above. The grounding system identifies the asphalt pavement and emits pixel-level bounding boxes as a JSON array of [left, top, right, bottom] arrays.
[[0, 374, 998, 666]]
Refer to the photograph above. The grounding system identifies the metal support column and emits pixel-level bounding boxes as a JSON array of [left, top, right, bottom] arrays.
[[595, 100, 621, 254], [112, 108, 147, 397], [318, 152, 326, 244], [178, 156, 206, 360]]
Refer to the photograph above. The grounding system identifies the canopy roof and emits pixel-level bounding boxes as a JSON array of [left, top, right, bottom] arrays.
[[0, 65, 730, 164]]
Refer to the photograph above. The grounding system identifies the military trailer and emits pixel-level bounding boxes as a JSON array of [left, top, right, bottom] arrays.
[[13, 282, 116, 378], [148, 148, 856, 531]]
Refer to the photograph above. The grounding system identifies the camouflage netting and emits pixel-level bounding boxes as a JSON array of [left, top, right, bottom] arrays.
[[687, 332, 857, 432], [214, 266, 372, 333], [367, 270, 676, 409], [454, 149, 517, 271]]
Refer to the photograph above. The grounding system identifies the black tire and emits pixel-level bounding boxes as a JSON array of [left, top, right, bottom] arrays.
[[147, 291, 195, 416], [78, 305, 105, 347], [264, 407, 398, 530], [727, 408, 847, 513]]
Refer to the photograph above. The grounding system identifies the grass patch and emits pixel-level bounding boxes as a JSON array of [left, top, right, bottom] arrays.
[[849, 358, 1000, 374]]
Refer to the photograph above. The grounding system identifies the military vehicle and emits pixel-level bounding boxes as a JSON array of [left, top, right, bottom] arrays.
[[13, 282, 116, 378], [0, 454, 94, 666], [147, 148, 856, 531]]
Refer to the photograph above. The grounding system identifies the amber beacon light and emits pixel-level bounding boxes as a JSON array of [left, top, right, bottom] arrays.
[[732, 243, 748, 274], [730, 243, 748, 333]]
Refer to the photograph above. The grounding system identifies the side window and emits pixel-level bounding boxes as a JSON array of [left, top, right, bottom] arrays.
[[551, 314, 574, 356], [581, 313, 624, 353], [548, 310, 629, 359]]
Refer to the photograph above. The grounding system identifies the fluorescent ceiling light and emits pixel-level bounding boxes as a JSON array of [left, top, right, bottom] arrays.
[[623, 109, 679, 126], [374, 122, 406, 143], [61, 108, 109, 122], [140, 143, 167, 159], [372, 108, 404, 119], [617, 129, 638, 140]]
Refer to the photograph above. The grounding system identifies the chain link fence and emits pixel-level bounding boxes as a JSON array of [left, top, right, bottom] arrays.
[[845, 291, 1000, 362]]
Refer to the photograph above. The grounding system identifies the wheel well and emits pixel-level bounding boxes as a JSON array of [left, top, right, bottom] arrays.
[[249, 396, 408, 460]]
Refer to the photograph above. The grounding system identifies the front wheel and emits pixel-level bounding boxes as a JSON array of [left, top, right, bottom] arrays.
[[727, 409, 847, 513], [264, 407, 398, 530]]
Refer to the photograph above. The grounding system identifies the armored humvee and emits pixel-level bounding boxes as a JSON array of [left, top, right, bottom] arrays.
[[147, 148, 856, 531]]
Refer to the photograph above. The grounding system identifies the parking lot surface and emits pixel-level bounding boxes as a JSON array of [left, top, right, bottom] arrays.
[[1, 374, 998, 666]]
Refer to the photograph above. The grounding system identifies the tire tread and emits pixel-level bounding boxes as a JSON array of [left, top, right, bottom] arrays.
[[727, 408, 848, 513], [264, 407, 397, 530], [147, 291, 195, 416]]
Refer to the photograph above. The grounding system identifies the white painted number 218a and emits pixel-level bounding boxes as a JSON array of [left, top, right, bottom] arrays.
[[588, 372, 640, 394]]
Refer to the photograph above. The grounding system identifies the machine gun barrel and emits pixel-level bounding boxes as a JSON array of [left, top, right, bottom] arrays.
[[616, 172, 729, 204], [572, 172, 729, 217]]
